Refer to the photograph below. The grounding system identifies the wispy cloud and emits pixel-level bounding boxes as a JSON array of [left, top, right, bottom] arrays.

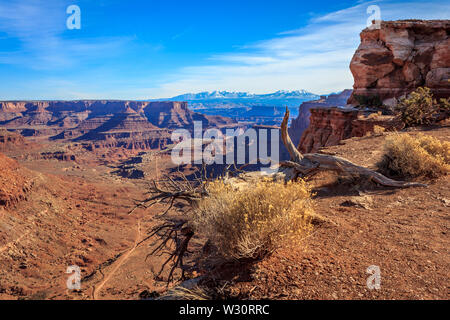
[[148, 0, 450, 98], [0, 0, 448, 99], [0, 0, 133, 70]]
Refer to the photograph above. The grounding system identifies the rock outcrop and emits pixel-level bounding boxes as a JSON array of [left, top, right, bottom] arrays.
[[0, 152, 33, 207], [1, 101, 234, 130], [348, 20, 450, 107], [298, 107, 399, 153], [298, 20, 449, 154], [0, 129, 26, 151], [289, 90, 352, 146]]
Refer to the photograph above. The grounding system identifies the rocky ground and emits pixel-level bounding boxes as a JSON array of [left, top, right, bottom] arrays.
[[219, 126, 449, 300], [0, 126, 448, 300], [0, 137, 177, 300]]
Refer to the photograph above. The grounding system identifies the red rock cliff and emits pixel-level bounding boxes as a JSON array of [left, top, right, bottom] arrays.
[[290, 90, 352, 146], [348, 20, 450, 106], [298, 107, 399, 153]]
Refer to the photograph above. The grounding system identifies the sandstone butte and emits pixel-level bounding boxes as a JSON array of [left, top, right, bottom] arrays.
[[348, 19, 449, 106], [294, 19, 449, 153]]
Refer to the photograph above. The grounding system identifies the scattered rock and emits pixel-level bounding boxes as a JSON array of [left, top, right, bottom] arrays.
[[341, 195, 374, 210], [139, 290, 160, 300], [94, 238, 107, 246], [438, 198, 450, 207]]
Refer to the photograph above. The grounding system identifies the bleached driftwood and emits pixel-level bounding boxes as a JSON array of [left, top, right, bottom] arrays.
[[277, 108, 426, 188]]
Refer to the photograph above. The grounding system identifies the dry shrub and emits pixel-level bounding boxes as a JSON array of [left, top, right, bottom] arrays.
[[161, 286, 211, 300], [395, 87, 449, 126], [372, 125, 386, 134], [190, 180, 314, 261], [366, 111, 383, 120], [379, 133, 450, 179]]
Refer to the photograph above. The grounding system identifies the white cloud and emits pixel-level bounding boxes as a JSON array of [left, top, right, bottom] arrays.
[[0, 0, 449, 99], [147, 0, 450, 98], [0, 0, 133, 70]]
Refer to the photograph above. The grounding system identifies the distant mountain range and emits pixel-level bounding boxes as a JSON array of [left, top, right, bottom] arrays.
[[153, 90, 320, 109], [147, 90, 322, 125]]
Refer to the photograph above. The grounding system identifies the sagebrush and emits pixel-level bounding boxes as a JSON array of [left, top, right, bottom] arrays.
[[190, 179, 314, 260], [378, 133, 450, 179], [395, 87, 449, 126]]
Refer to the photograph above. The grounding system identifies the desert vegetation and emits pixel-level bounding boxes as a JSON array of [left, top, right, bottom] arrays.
[[379, 133, 450, 179], [394, 87, 449, 127], [137, 109, 427, 293], [191, 180, 314, 260]]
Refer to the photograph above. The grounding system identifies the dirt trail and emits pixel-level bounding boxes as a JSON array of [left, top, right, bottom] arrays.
[[0, 209, 47, 254], [92, 219, 142, 300], [0, 231, 30, 254]]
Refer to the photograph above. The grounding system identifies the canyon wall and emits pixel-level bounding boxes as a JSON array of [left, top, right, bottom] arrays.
[[298, 20, 449, 153], [298, 107, 399, 153], [0, 129, 26, 151], [289, 90, 352, 146], [298, 108, 358, 153], [0, 100, 235, 130], [0, 152, 32, 207], [347, 20, 450, 107], [0, 100, 236, 151]]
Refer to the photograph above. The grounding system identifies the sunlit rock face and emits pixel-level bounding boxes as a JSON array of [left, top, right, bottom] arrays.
[[289, 90, 352, 147], [348, 20, 450, 107], [298, 106, 402, 153], [0, 100, 236, 150]]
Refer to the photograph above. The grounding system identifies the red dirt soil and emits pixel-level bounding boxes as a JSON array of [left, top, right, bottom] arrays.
[[0, 126, 448, 300], [219, 126, 449, 300]]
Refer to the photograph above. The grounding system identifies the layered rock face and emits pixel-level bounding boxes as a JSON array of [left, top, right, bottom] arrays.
[[299, 108, 360, 153], [348, 20, 450, 106], [0, 152, 33, 207], [143, 101, 234, 129], [298, 107, 399, 153], [297, 20, 449, 154], [0, 100, 236, 151], [0, 129, 25, 151], [289, 90, 352, 146]]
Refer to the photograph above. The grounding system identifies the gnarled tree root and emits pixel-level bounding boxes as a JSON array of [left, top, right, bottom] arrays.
[[279, 108, 427, 188]]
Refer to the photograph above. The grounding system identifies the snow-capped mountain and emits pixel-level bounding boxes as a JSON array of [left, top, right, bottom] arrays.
[[165, 90, 319, 108], [145, 90, 322, 126]]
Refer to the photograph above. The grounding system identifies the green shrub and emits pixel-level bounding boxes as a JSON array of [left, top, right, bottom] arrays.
[[394, 87, 449, 126]]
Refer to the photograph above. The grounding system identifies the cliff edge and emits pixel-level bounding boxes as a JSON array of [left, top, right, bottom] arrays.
[[348, 20, 450, 107]]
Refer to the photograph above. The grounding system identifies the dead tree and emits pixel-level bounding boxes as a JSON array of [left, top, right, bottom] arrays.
[[278, 108, 427, 188], [135, 109, 426, 284]]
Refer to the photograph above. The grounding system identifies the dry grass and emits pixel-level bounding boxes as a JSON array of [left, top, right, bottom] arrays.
[[372, 125, 386, 134], [366, 111, 383, 120], [378, 133, 450, 179], [190, 179, 314, 261], [161, 285, 211, 300]]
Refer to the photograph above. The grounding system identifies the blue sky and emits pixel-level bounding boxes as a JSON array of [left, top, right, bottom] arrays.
[[0, 0, 448, 100]]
